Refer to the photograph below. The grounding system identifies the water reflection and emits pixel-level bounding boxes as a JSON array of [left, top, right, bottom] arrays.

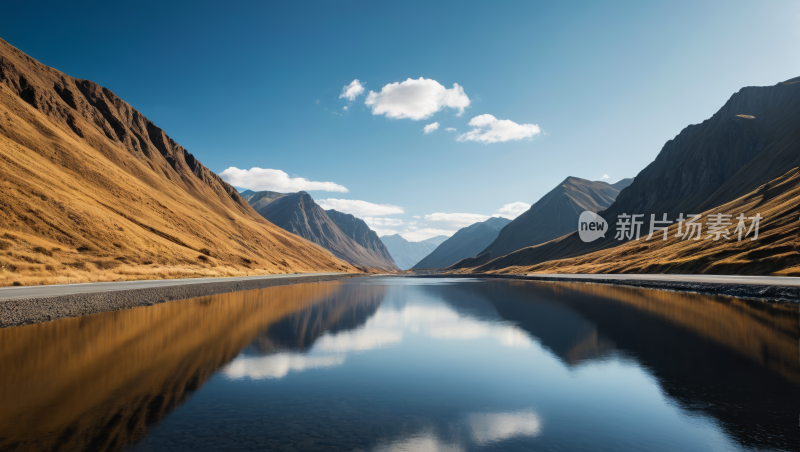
[[0, 277, 797, 451]]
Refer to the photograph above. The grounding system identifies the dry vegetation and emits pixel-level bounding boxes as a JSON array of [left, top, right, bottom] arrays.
[[0, 38, 358, 286], [481, 167, 800, 276]]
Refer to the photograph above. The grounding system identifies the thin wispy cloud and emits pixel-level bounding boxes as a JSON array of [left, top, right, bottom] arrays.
[[220, 167, 348, 192], [339, 79, 365, 101], [316, 199, 404, 216], [494, 202, 530, 219], [365, 77, 470, 120], [424, 212, 490, 229], [445, 127, 457, 132], [423, 122, 440, 134], [457, 114, 541, 143]]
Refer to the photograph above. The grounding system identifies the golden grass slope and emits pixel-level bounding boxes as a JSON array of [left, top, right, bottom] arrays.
[[0, 38, 356, 286], [477, 167, 800, 276]]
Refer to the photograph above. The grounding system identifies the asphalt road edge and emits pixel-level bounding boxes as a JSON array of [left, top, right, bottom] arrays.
[[0, 273, 362, 329]]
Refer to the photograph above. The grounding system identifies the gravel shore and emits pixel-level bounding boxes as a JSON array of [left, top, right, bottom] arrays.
[[0, 273, 360, 329]]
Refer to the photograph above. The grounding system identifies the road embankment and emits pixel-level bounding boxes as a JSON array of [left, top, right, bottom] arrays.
[[0, 273, 361, 328]]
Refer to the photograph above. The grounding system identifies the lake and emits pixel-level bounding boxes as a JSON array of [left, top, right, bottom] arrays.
[[0, 277, 797, 451]]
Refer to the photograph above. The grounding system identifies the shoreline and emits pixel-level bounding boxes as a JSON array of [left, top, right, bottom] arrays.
[[404, 273, 800, 303], [0, 273, 361, 329]]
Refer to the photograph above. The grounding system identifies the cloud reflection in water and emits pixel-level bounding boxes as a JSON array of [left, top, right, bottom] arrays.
[[223, 296, 533, 380], [371, 409, 542, 451]]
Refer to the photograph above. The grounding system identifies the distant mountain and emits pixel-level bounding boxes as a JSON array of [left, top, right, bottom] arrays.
[[381, 234, 448, 270], [468, 76, 800, 275], [325, 209, 398, 271], [0, 38, 355, 285], [413, 217, 511, 269], [257, 192, 398, 271], [241, 190, 287, 211], [609, 178, 634, 191], [454, 177, 623, 268]]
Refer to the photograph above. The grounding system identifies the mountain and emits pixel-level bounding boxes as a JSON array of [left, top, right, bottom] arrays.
[[241, 190, 287, 211], [256, 192, 398, 271], [0, 38, 355, 286], [454, 177, 622, 268], [479, 167, 800, 276], [325, 209, 398, 271], [609, 178, 634, 191], [464, 77, 800, 275], [381, 234, 448, 270], [413, 217, 511, 269]]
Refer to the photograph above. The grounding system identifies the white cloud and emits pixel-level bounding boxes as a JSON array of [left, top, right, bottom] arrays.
[[602, 174, 610, 179], [362, 217, 405, 236], [494, 202, 530, 219], [413, 215, 421, 219], [315, 329, 403, 353], [400, 227, 456, 242], [339, 79, 365, 101], [316, 199, 404, 217], [220, 167, 348, 193], [365, 77, 470, 120], [445, 127, 457, 132], [423, 122, 440, 134], [468, 410, 541, 445], [425, 212, 491, 229], [222, 353, 344, 380], [457, 114, 541, 143], [343, 105, 349, 111]]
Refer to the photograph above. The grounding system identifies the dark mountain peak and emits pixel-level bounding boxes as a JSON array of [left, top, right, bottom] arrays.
[[413, 217, 512, 270], [326, 209, 398, 270], [257, 192, 398, 271]]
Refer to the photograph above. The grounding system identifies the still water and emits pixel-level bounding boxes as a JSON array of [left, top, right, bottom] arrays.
[[1, 277, 798, 451]]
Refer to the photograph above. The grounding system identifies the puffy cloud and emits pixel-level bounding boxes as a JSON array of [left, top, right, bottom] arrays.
[[316, 199, 404, 217], [445, 127, 457, 132], [365, 77, 470, 120], [425, 212, 491, 229], [413, 215, 421, 219], [220, 167, 348, 193], [339, 79, 365, 101], [343, 105, 349, 111], [494, 202, 530, 219], [602, 174, 610, 179], [423, 122, 440, 134], [457, 114, 541, 143], [363, 217, 404, 227]]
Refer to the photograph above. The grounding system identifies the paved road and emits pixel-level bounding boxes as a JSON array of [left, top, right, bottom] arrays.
[[0, 273, 344, 301], [525, 273, 800, 286]]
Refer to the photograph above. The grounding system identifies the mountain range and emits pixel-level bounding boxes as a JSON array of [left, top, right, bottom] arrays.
[[0, 38, 355, 286], [413, 217, 511, 269], [454, 177, 628, 269], [255, 192, 398, 271], [381, 234, 449, 270], [455, 77, 800, 276]]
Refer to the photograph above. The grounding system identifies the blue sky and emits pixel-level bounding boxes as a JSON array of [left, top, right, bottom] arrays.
[[4, 1, 799, 240]]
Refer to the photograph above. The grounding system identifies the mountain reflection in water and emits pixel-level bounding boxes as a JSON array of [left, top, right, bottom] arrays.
[[0, 277, 797, 452]]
